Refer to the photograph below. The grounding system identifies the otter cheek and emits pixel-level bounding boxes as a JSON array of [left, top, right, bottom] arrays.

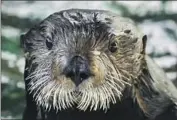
[[90, 57, 106, 87]]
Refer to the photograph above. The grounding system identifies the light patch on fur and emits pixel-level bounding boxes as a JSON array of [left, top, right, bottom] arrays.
[[91, 50, 101, 56]]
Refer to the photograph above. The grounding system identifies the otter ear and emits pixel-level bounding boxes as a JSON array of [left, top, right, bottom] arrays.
[[141, 35, 147, 54], [20, 34, 27, 51], [20, 34, 30, 58]]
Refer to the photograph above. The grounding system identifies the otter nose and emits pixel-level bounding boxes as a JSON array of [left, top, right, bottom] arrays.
[[64, 56, 90, 86]]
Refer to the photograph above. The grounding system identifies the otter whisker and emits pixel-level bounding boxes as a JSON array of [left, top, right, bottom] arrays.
[[106, 72, 124, 89], [32, 80, 50, 101], [112, 69, 132, 86], [53, 84, 62, 111], [26, 69, 50, 80], [106, 73, 130, 86], [28, 74, 50, 85], [42, 81, 56, 100], [31, 82, 49, 99], [29, 75, 50, 89]]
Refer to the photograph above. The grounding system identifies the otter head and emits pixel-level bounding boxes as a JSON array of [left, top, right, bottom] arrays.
[[21, 9, 146, 112]]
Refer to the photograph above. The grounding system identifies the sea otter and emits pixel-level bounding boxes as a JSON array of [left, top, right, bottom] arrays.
[[21, 9, 177, 120]]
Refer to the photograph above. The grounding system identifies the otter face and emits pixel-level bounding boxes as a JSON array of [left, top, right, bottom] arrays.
[[21, 9, 144, 112]]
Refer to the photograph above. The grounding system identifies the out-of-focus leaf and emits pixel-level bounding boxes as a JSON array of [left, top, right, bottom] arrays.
[[1, 83, 25, 118], [2, 12, 41, 31], [164, 28, 177, 41], [2, 35, 23, 55], [108, 1, 131, 16]]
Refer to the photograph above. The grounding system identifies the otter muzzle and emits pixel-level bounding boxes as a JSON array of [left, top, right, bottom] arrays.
[[64, 56, 91, 86]]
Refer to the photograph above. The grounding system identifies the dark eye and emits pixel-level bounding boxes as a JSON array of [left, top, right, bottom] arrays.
[[46, 38, 53, 50], [108, 41, 118, 53]]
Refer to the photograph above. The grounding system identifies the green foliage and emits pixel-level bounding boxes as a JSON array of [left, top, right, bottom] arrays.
[[1, 83, 25, 118], [1, 35, 22, 55], [2, 12, 40, 31]]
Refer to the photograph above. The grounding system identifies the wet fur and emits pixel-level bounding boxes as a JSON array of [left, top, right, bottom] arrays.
[[21, 9, 177, 120]]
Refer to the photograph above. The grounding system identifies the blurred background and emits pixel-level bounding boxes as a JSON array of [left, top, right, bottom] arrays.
[[1, 1, 177, 119]]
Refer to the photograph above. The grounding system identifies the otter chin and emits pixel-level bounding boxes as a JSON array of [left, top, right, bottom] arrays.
[[21, 9, 177, 120]]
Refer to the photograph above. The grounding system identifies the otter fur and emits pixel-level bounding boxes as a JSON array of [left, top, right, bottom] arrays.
[[21, 9, 177, 120]]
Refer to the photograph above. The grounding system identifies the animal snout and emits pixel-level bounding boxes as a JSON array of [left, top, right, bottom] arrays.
[[63, 56, 91, 86]]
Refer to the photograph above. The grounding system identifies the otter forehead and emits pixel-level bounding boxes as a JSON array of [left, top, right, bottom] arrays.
[[24, 9, 142, 54], [40, 9, 115, 43], [44, 9, 117, 30], [36, 9, 139, 49]]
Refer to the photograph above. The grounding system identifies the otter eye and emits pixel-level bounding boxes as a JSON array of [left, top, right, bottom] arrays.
[[46, 38, 53, 50], [108, 41, 118, 53]]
